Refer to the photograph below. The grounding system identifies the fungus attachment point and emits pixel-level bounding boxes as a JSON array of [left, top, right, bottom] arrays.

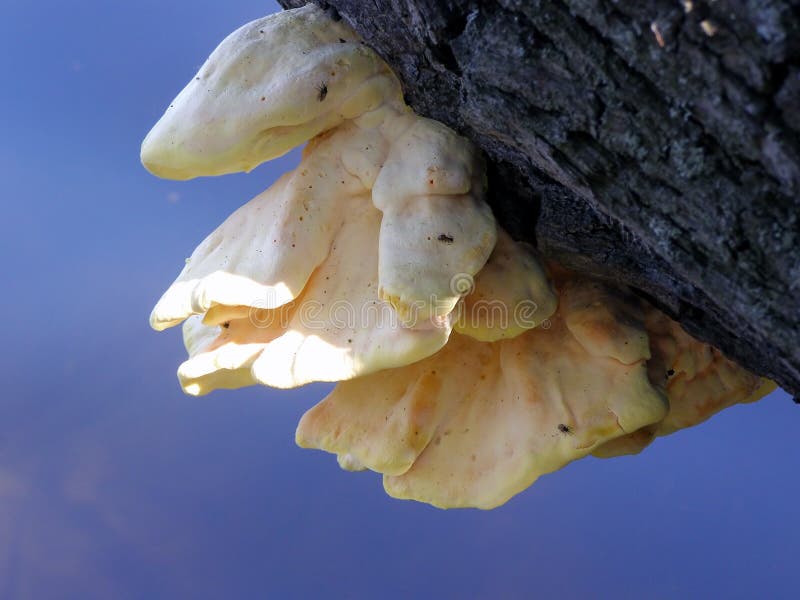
[[560, 277, 650, 365]]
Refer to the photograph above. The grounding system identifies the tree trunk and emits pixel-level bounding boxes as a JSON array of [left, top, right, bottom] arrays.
[[279, 0, 800, 397]]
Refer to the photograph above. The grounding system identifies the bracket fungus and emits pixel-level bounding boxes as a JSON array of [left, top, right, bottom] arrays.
[[142, 4, 496, 327], [144, 4, 775, 509], [297, 274, 668, 510], [175, 196, 454, 393]]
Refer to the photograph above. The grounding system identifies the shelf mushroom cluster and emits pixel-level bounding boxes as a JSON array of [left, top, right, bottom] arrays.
[[142, 5, 774, 509]]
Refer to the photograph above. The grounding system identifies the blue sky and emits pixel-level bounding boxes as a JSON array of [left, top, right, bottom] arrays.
[[1, 1, 798, 598]]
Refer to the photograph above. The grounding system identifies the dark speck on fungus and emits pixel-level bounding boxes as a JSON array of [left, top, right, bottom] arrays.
[[316, 81, 328, 102], [438, 234, 454, 244]]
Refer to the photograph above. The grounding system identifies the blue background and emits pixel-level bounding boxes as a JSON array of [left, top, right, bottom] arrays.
[[1, 1, 797, 598]]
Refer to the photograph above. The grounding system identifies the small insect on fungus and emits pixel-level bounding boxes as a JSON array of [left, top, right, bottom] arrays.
[[437, 234, 454, 244], [557, 423, 573, 434], [316, 81, 328, 102]]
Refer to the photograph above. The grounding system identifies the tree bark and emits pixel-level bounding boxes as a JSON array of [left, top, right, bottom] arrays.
[[279, 0, 800, 397]]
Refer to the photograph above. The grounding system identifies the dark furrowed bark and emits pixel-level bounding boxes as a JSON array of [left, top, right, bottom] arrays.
[[280, 0, 800, 396]]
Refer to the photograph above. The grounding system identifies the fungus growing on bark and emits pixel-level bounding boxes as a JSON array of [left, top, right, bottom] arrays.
[[144, 4, 496, 333], [140, 5, 382, 179], [143, 4, 775, 510]]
